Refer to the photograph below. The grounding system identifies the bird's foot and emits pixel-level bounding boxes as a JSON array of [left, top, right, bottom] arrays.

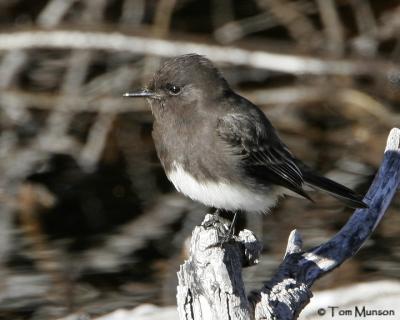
[[219, 211, 237, 245], [204, 210, 238, 247], [203, 209, 227, 227]]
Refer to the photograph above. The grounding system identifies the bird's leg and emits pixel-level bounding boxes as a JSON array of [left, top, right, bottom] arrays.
[[204, 209, 240, 244], [231, 211, 238, 233], [214, 208, 222, 219], [206, 210, 239, 248], [214, 211, 237, 247], [220, 211, 238, 244]]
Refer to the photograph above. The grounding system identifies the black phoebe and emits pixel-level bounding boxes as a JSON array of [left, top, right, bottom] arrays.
[[124, 54, 366, 214]]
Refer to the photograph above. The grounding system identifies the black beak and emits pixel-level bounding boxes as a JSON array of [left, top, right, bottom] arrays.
[[123, 89, 155, 98]]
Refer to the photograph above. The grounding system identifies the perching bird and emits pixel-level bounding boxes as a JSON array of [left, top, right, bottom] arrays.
[[124, 54, 366, 216]]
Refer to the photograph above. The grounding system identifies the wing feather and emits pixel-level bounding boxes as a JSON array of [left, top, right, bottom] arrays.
[[217, 112, 311, 200]]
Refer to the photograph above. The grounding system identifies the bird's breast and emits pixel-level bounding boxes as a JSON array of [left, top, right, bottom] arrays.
[[152, 119, 191, 171], [152, 116, 213, 171], [166, 162, 280, 213]]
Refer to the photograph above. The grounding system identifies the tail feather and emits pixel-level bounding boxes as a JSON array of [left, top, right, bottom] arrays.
[[302, 170, 368, 209]]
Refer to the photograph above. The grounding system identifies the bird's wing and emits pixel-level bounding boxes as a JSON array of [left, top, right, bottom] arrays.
[[217, 112, 311, 200]]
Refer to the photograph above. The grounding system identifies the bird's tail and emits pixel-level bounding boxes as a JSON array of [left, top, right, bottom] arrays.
[[301, 169, 368, 209]]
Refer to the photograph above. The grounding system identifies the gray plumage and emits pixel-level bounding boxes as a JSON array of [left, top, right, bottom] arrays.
[[124, 54, 367, 212]]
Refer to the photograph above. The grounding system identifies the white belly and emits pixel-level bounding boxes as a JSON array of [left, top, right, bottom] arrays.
[[167, 163, 280, 213]]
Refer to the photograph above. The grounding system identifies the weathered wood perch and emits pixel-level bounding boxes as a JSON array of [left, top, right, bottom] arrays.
[[177, 128, 400, 320]]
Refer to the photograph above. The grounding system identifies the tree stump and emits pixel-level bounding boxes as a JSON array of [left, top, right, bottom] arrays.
[[177, 128, 400, 320]]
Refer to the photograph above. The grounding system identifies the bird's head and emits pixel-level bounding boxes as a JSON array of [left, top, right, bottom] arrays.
[[123, 54, 230, 118]]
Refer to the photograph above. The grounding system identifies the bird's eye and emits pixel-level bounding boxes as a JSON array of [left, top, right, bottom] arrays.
[[166, 83, 181, 95]]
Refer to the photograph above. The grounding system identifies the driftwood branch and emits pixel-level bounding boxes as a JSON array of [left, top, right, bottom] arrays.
[[177, 128, 400, 320]]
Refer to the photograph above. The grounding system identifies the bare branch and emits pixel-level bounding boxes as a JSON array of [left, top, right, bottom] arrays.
[[3, 85, 400, 128], [284, 230, 303, 257], [78, 113, 116, 171], [316, 0, 345, 55], [256, 0, 320, 46], [120, 0, 146, 26], [350, 0, 378, 56], [37, 0, 77, 28], [0, 29, 398, 76], [302, 128, 399, 274], [214, 1, 316, 44]]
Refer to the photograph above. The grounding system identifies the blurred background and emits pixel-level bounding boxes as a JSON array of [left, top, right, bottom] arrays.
[[0, 0, 399, 319]]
